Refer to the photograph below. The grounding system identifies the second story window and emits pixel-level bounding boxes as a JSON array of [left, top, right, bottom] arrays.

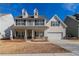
[[16, 20, 26, 25], [35, 20, 44, 26], [51, 21, 60, 26], [27, 20, 33, 26]]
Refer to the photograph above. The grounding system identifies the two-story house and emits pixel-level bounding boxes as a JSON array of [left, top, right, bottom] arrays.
[[0, 9, 67, 41], [64, 14, 79, 38], [10, 8, 48, 40]]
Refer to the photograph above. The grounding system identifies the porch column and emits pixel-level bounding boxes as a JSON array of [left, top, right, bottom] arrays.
[[25, 30, 27, 40], [26, 21, 27, 26], [44, 19, 46, 25], [10, 29, 13, 40], [39, 32, 41, 38], [14, 30, 16, 39], [33, 21, 35, 26], [43, 31, 45, 40], [32, 30, 34, 39]]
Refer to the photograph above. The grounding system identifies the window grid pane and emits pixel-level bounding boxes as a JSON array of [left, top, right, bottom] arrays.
[[16, 20, 25, 25]]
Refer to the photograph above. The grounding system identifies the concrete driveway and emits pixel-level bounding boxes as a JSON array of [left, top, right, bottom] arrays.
[[48, 39, 79, 56]]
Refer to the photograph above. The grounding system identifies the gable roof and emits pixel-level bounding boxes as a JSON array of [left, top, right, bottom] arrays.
[[66, 15, 79, 22], [47, 14, 67, 28]]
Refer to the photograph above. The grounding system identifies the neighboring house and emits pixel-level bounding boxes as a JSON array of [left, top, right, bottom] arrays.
[[10, 8, 48, 40], [64, 14, 79, 38], [45, 15, 67, 41], [0, 14, 15, 39]]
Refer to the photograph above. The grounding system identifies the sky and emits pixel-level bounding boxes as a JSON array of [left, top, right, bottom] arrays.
[[0, 3, 79, 20]]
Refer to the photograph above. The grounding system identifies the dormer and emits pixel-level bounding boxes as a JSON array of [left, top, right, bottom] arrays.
[[22, 8, 28, 18], [34, 8, 38, 18]]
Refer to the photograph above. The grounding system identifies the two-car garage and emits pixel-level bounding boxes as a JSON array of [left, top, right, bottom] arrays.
[[47, 32, 63, 41], [45, 28, 64, 41]]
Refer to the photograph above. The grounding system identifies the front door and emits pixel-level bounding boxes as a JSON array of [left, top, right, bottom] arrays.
[[27, 30, 32, 39]]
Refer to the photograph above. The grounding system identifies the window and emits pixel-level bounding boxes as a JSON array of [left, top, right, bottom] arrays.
[[51, 21, 60, 26], [16, 31, 24, 38], [35, 20, 44, 25], [35, 32, 44, 37], [27, 20, 33, 26], [16, 20, 26, 25]]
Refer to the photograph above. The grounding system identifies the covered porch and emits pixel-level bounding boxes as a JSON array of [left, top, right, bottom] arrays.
[[10, 26, 48, 41]]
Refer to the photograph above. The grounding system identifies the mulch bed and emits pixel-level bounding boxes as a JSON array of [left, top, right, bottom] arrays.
[[0, 40, 70, 54]]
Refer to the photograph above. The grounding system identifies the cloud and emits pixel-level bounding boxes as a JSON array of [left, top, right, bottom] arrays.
[[63, 3, 79, 12]]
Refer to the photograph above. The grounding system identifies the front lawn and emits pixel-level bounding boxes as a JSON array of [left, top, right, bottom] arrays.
[[0, 40, 70, 54]]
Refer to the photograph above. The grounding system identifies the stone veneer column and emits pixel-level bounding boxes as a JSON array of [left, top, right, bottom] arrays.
[[25, 30, 27, 40], [32, 30, 34, 39], [10, 29, 13, 40]]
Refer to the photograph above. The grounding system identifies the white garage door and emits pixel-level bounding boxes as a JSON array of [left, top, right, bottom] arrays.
[[47, 32, 62, 40]]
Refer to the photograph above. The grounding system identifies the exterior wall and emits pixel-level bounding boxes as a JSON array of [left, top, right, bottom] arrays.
[[0, 14, 15, 39], [64, 16, 78, 37]]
